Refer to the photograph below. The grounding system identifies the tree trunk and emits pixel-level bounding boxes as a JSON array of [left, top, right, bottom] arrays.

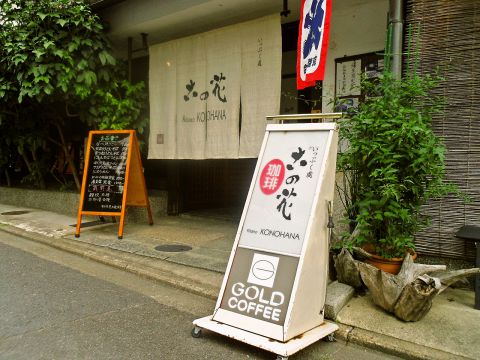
[[4, 169, 11, 187], [358, 254, 446, 313], [335, 247, 480, 321], [21, 150, 45, 189], [334, 247, 364, 288], [30, 148, 46, 189], [393, 275, 441, 321], [55, 122, 81, 191]]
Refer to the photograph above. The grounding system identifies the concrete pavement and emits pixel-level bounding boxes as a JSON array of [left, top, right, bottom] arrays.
[[0, 202, 479, 359], [0, 234, 403, 360]]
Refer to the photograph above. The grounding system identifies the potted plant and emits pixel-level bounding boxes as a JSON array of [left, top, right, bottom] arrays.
[[336, 68, 458, 274]]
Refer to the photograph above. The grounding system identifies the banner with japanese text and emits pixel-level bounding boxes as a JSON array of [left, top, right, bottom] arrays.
[[175, 35, 208, 159], [149, 15, 281, 159], [297, 0, 332, 90]]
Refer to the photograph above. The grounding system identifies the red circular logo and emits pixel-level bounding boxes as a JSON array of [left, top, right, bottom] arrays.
[[259, 159, 285, 195]]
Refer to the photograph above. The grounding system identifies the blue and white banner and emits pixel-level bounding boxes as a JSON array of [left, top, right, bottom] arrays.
[[297, 0, 332, 90]]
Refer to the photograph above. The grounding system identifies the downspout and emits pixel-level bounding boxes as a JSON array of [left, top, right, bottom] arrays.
[[389, 0, 404, 79]]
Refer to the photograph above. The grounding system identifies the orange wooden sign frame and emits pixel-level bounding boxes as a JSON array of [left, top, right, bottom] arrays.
[[75, 130, 153, 239]]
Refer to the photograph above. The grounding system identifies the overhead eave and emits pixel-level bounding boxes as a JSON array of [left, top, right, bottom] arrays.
[[89, 0, 126, 11], [95, 0, 301, 57]]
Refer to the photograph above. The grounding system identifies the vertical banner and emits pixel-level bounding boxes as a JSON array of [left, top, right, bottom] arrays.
[[297, 0, 332, 90], [205, 27, 241, 158], [176, 35, 208, 159], [148, 42, 177, 159], [239, 14, 282, 158]]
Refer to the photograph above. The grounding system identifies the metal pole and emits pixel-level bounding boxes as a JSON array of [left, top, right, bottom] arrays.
[[266, 113, 342, 123], [389, 0, 404, 79]]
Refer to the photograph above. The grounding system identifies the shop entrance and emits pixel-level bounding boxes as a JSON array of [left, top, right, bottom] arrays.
[[166, 159, 256, 219], [164, 21, 322, 218]]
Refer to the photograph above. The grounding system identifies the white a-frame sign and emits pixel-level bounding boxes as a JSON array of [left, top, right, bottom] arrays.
[[193, 122, 339, 358]]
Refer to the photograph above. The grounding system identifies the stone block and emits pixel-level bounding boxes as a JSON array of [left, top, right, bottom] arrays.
[[324, 280, 355, 320]]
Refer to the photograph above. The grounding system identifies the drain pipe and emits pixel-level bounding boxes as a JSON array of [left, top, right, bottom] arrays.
[[389, 0, 404, 79]]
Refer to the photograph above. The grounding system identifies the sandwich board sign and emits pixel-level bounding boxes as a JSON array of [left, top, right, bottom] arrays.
[[193, 122, 339, 358], [75, 130, 153, 239]]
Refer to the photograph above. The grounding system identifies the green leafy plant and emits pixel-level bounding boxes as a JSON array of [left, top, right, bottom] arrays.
[[0, 0, 147, 190], [337, 70, 459, 259]]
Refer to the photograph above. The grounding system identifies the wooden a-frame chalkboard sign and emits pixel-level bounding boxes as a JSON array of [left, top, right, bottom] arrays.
[[75, 130, 153, 239]]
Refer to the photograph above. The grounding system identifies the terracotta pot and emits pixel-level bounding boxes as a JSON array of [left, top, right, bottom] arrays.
[[363, 246, 417, 275]]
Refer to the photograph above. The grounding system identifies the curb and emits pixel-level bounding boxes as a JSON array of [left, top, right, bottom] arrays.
[[335, 323, 472, 360], [0, 224, 222, 301]]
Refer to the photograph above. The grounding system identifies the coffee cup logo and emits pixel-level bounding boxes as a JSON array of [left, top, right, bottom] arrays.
[[247, 253, 279, 288]]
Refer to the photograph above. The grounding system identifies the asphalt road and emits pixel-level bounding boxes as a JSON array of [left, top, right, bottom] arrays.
[[0, 231, 402, 360]]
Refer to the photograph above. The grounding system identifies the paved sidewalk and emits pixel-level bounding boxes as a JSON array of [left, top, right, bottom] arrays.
[[0, 203, 479, 359]]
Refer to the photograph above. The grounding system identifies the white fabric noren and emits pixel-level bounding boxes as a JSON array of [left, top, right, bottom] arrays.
[[148, 14, 281, 160]]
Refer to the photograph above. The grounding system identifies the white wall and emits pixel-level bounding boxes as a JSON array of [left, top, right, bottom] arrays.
[[322, 0, 389, 112]]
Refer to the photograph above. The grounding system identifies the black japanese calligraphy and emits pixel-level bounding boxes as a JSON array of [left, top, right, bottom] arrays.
[[183, 73, 228, 103], [200, 91, 209, 100], [183, 80, 198, 101], [257, 38, 263, 67], [276, 198, 292, 221], [275, 147, 308, 221], [210, 72, 227, 103], [307, 146, 319, 178]]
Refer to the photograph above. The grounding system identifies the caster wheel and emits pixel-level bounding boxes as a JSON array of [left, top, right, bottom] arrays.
[[191, 326, 202, 338], [323, 333, 336, 342]]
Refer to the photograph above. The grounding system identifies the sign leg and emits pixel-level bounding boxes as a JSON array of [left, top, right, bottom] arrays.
[[146, 203, 153, 225], [75, 213, 82, 238], [118, 210, 126, 239]]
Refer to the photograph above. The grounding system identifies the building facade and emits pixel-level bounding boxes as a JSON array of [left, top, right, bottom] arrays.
[[94, 0, 479, 260]]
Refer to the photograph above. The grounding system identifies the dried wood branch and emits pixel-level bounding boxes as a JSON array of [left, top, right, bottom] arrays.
[[352, 246, 372, 260], [430, 268, 480, 293], [393, 275, 441, 321], [335, 247, 477, 321], [333, 248, 363, 288]]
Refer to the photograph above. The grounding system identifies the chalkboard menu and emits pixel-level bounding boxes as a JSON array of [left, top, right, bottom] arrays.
[[82, 133, 130, 212], [76, 130, 153, 239]]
